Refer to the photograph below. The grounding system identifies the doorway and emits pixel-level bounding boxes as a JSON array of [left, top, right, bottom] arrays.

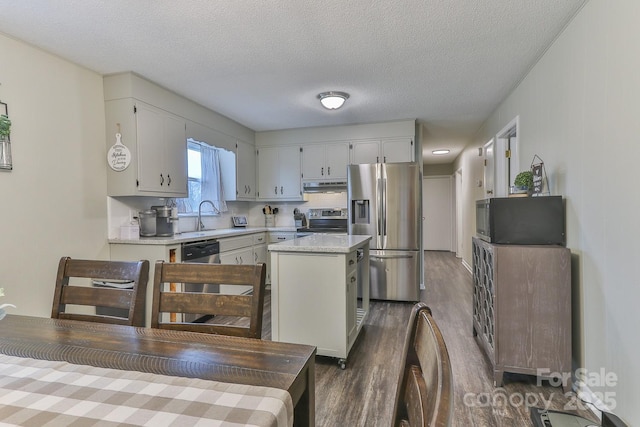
[[422, 176, 453, 251]]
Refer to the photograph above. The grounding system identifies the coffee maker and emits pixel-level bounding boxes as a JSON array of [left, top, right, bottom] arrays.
[[151, 206, 175, 237]]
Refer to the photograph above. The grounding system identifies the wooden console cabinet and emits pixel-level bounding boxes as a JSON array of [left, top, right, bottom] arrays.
[[472, 237, 572, 392]]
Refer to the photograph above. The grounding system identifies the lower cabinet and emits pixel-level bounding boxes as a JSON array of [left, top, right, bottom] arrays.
[[218, 233, 266, 294], [270, 248, 368, 366], [472, 237, 572, 392], [266, 231, 296, 283]]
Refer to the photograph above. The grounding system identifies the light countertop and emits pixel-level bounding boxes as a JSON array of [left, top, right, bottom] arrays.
[[268, 234, 371, 254], [108, 226, 297, 245]]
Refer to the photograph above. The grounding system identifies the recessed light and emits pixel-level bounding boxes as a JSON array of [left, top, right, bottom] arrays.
[[432, 149, 450, 155]]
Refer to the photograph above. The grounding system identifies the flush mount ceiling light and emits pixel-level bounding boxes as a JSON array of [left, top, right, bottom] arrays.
[[317, 91, 349, 110], [432, 149, 450, 155]]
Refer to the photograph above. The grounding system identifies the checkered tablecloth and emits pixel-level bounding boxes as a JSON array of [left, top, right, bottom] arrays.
[[0, 354, 293, 427]]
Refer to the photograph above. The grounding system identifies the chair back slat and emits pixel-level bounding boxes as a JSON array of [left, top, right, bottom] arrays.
[[151, 261, 266, 339], [60, 286, 136, 310], [158, 292, 253, 317], [393, 302, 453, 427], [51, 257, 149, 327]]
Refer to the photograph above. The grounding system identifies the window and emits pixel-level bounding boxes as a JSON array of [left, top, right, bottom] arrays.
[[176, 140, 227, 214]]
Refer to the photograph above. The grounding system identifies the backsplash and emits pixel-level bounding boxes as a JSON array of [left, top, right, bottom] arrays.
[[107, 192, 347, 239]]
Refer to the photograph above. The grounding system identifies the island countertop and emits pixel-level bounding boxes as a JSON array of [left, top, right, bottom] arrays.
[[268, 234, 371, 254]]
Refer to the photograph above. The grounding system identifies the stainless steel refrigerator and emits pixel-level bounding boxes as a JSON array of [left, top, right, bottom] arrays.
[[348, 163, 420, 301]]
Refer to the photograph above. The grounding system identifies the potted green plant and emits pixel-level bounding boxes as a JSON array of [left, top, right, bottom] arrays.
[[0, 114, 12, 170], [0, 115, 10, 139], [512, 171, 533, 194]]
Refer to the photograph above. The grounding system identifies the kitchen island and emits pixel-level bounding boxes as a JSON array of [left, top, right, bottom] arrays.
[[269, 234, 371, 368]]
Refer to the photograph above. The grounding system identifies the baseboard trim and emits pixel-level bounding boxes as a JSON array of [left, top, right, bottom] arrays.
[[461, 259, 472, 275], [573, 379, 607, 422]]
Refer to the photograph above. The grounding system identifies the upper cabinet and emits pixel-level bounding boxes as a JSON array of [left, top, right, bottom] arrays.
[[236, 140, 256, 200], [221, 139, 256, 201], [257, 145, 302, 200], [302, 142, 350, 181], [105, 99, 187, 197], [350, 138, 414, 164]]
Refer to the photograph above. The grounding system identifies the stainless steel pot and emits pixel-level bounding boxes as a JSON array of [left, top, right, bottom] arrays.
[[138, 210, 157, 237]]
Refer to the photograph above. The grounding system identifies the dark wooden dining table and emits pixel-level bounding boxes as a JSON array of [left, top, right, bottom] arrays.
[[0, 315, 316, 427]]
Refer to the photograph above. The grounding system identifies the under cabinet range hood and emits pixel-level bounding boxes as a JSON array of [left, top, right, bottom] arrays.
[[302, 181, 347, 193]]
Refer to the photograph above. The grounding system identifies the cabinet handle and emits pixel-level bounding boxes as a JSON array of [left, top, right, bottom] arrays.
[[167, 174, 171, 186], [239, 256, 243, 264], [328, 166, 330, 175], [160, 174, 165, 185], [254, 253, 258, 262], [278, 237, 286, 240], [350, 276, 356, 283], [349, 259, 355, 265], [384, 156, 387, 163], [274, 186, 278, 194], [248, 185, 251, 193], [321, 167, 324, 176], [280, 186, 283, 194], [376, 156, 379, 163]]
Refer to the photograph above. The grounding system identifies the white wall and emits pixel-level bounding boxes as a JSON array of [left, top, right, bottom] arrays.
[[0, 33, 108, 316], [456, 1, 640, 423]]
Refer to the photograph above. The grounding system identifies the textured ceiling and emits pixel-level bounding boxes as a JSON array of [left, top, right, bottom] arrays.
[[0, 0, 585, 164]]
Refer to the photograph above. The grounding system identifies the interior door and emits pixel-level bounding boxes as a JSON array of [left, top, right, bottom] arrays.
[[483, 139, 495, 198], [422, 176, 453, 251]]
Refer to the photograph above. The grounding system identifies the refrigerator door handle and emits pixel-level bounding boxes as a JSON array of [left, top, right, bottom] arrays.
[[370, 254, 415, 260], [377, 177, 383, 248], [381, 177, 387, 240]]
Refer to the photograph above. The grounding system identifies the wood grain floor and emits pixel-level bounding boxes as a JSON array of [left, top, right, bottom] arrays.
[[230, 251, 599, 426]]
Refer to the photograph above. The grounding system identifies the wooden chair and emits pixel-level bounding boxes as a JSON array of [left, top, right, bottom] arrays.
[[151, 261, 267, 339], [393, 302, 454, 427], [52, 257, 149, 327]]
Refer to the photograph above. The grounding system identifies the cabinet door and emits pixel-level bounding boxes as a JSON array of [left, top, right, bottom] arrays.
[[253, 243, 268, 265], [219, 247, 254, 294], [325, 143, 349, 179], [351, 141, 380, 164], [382, 138, 414, 163], [236, 140, 256, 199], [257, 146, 280, 199], [163, 113, 188, 195], [346, 268, 358, 347], [136, 103, 165, 192], [302, 145, 325, 180], [278, 146, 302, 198], [135, 102, 187, 196]]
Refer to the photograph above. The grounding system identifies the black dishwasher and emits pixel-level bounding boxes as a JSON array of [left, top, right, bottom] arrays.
[[181, 239, 220, 322]]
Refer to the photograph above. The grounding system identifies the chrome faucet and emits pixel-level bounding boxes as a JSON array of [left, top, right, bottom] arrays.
[[197, 200, 220, 231]]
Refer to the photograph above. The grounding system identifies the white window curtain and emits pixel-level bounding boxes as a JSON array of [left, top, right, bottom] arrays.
[[200, 144, 228, 213]]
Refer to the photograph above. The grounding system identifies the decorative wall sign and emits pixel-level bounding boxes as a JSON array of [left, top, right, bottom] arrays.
[[530, 154, 549, 196], [107, 132, 131, 171]]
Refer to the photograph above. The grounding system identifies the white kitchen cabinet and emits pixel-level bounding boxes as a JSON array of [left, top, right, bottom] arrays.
[[253, 232, 268, 265], [219, 139, 256, 201], [236, 140, 256, 200], [266, 232, 295, 282], [105, 99, 188, 197], [257, 146, 302, 200], [218, 233, 268, 292], [301, 142, 349, 181], [270, 242, 370, 366], [350, 138, 414, 164]]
